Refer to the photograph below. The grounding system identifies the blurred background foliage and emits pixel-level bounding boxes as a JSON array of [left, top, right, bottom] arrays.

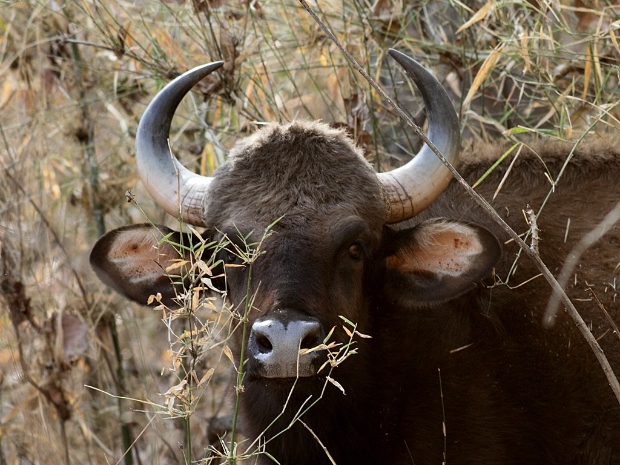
[[1, 0, 620, 463]]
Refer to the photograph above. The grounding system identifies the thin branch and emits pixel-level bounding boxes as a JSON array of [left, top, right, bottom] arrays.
[[299, 420, 336, 465], [587, 288, 620, 342]]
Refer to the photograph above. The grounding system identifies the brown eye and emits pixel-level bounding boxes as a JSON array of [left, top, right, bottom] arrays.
[[348, 243, 363, 260], [224, 250, 239, 264]]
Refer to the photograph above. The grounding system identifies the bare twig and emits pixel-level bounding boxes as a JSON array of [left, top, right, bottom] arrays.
[[299, 420, 336, 465], [524, 205, 539, 255], [587, 288, 620, 342]]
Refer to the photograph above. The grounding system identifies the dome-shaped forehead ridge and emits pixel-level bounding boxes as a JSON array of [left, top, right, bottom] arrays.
[[229, 121, 372, 174], [207, 121, 386, 227]]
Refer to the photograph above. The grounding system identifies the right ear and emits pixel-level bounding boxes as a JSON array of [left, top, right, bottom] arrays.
[[90, 224, 197, 307], [383, 218, 501, 307]]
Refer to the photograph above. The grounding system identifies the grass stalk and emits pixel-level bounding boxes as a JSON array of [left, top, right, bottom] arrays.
[[227, 261, 254, 464]]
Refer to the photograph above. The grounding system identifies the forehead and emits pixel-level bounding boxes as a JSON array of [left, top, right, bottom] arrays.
[[204, 121, 386, 230]]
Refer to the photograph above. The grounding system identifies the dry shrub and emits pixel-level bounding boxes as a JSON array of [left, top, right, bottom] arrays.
[[1, 0, 619, 464]]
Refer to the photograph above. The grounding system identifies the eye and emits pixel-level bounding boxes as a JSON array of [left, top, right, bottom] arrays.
[[223, 249, 240, 264], [348, 243, 364, 260]]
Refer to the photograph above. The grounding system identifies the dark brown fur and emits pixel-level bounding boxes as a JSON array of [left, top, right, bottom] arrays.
[[204, 121, 386, 230], [91, 122, 620, 464], [396, 138, 620, 463]]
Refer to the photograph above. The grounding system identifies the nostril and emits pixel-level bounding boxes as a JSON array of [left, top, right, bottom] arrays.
[[255, 333, 273, 354], [300, 333, 320, 350], [300, 336, 318, 349]]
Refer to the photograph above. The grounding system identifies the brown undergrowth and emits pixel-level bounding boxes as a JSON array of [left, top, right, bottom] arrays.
[[1, 0, 619, 463]]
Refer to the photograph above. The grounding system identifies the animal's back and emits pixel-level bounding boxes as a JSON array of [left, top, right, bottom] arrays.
[[404, 137, 620, 462]]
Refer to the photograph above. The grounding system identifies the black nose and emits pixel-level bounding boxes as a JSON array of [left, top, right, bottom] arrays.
[[248, 314, 324, 378]]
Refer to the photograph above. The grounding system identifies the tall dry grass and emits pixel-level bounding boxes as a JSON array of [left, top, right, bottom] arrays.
[[1, 0, 619, 463]]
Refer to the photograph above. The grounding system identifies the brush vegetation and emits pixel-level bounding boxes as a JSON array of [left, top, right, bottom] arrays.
[[1, 0, 619, 463]]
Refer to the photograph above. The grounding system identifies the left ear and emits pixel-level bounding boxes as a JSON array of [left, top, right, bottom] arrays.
[[383, 218, 501, 306], [90, 224, 198, 308]]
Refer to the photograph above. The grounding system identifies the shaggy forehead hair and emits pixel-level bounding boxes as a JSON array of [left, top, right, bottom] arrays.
[[205, 121, 386, 228]]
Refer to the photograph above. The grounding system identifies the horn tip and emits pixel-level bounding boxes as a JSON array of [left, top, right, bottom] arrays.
[[191, 61, 225, 75], [388, 49, 421, 70]]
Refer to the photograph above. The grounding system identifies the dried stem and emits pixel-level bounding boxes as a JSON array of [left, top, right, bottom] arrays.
[[587, 288, 620, 342]]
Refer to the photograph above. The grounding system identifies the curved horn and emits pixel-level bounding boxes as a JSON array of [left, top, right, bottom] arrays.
[[379, 50, 460, 224], [136, 61, 224, 227]]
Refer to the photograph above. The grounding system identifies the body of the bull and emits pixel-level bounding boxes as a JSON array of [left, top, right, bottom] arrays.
[[232, 138, 620, 464], [407, 140, 620, 463], [90, 53, 620, 463]]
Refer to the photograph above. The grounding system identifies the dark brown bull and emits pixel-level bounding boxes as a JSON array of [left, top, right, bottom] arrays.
[[90, 50, 620, 464]]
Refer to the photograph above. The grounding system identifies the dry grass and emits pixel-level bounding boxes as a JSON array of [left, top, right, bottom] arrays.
[[1, 0, 619, 464]]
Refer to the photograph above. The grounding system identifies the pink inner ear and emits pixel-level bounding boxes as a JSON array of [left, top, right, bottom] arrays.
[[107, 229, 183, 284], [388, 223, 484, 278]]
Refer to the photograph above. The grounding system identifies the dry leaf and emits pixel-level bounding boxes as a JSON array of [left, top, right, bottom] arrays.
[[192, 288, 200, 311], [59, 314, 88, 361], [147, 292, 162, 305], [354, 330, 372, 339], [456, 1, 494, 34], [0, 76, 17, 110], [165, 260, 188, 272], [223, 345, 236, 369], [327, 376, 346, 395], [220, 22, 239, 72], [610, 28, 620, 56], [198, 368, 215, 387], [300, 343, 329, 355], [196, 260, 212, 276], [188, 226, 204, 242], [582, 47, 592, 102], [519, 32, 531, 73], [462, 44, 504, 112], [163, 380, 189, 413]]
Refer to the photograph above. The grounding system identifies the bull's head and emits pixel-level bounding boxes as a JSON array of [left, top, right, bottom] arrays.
[[90, 50, 499, 382]]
